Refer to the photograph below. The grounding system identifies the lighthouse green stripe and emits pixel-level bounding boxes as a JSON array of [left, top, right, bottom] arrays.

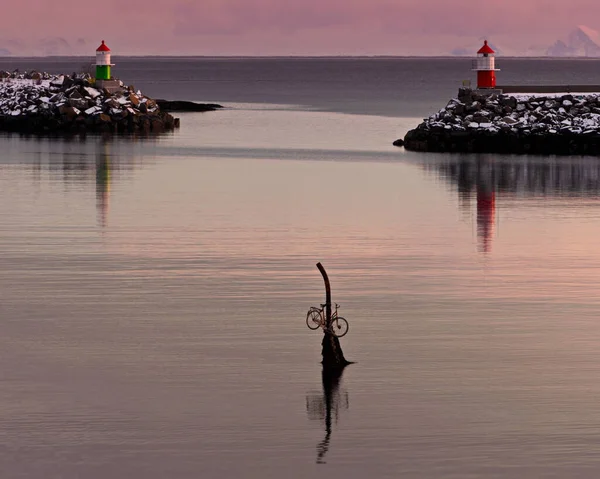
[[95, 65, 111, 80]]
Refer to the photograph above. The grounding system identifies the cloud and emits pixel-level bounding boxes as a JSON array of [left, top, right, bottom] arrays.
[[173, 0, 361, 36], [170, 0, 600, 37], [3, 0, 600, 54]]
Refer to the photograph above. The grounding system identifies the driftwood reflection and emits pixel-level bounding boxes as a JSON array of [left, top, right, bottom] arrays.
[[306, 367, 349, 464], [422, 155, 600, 253]]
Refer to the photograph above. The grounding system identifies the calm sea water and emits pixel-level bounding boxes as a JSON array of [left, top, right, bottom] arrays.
[[3, 58, 600, 478]]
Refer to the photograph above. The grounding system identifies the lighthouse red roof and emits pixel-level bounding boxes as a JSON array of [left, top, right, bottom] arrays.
[[477, 40, 495, 55], [96, 40, 111, 52]]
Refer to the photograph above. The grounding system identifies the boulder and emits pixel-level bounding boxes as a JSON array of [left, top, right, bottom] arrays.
[[68, 98, 87, 109], [129, 93, 140, 106], [105, 98, 119, 109], [457, 87, 474, 104], [58, 105, 79, 120], [84, 87, 101, 99]]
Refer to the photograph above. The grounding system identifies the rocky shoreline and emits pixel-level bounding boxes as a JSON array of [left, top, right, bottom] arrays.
[[0, 72, 181, 135], [402, 88, 600, 155], [155, 100, 222, 112]]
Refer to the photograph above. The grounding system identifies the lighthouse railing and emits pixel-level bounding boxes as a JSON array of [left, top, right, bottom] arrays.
[[472, 57, 495, 71]]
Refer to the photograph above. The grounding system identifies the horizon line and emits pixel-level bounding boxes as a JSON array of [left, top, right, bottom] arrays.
[[1, 54, 600, 60]]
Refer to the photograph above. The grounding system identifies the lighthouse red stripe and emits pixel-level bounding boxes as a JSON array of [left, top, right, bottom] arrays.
[[96, 40, 111, 52], [477, 40, 495, 54]]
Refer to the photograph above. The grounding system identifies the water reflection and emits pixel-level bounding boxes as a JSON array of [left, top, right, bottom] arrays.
[[477, 185, 495, 254], [306, 368, 349, 464], [423, 155, 600, 253], [3, 136, 142, 228], [429, 156, 600, 196], [96, 143, 111, 228]]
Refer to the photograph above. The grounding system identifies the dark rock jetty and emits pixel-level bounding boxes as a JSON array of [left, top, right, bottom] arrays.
[[0, 71, 179, 135], [403, 87, 600, 155], [155, 100, 222, 112]]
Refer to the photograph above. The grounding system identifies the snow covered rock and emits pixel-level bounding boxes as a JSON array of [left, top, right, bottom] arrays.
[[0, 73, 180, 135], [403, 88, 600, 155]]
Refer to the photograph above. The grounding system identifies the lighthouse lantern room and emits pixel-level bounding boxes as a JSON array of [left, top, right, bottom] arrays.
[[95, 40, 114, 81], [473, 40, 499, 89]]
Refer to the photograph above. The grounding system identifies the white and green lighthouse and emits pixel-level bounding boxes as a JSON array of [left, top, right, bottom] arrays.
[[95, 40, 113, 80]]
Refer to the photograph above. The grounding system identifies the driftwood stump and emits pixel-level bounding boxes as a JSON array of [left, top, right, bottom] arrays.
[[316, 262, 351, 371], [321, 332, 350, 370]]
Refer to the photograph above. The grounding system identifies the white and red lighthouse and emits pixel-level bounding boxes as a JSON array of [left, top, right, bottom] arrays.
[[473, 40, 499, 89], [95, 40, 114, 81]]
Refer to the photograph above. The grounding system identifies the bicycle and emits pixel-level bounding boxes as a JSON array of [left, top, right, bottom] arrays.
[[306, 303, 349, 338]]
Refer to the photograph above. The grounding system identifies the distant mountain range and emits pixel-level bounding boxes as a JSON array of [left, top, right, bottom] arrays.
[[450, 26, 600, 58], [451, 40, 503, 57], [1, 28, 600, 58], [0, 37, 89, 56], [547, 26, 600, 57]]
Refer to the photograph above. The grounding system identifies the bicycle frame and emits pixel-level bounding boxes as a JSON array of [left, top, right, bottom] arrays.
[[317, 304, 340, 329], [306, 302, 349, 338]]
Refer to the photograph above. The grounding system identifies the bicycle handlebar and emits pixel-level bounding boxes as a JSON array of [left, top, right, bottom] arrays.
[[320, 303, 341, 308]]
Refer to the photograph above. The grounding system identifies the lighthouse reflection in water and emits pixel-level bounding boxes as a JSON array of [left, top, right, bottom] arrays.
[[424, 155, 600, 253], [476, 181, 495, 254], [96, 143, 111, 228]]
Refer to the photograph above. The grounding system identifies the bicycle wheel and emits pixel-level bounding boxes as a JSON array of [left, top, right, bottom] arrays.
[[306, 309, 322, 330], [332, 317, 349, 338]]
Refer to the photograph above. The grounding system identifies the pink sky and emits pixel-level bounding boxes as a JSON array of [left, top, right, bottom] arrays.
[[1, 0, 599, 55]]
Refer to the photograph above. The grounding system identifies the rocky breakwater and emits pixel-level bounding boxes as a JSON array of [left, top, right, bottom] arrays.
[[403, 88, 600, 155], [0, 74, 179, 135]]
